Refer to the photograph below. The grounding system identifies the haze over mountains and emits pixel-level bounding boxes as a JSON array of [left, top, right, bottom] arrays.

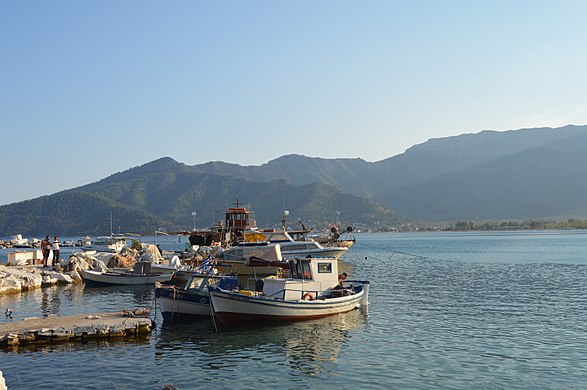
[[1, 125, 586, 235]]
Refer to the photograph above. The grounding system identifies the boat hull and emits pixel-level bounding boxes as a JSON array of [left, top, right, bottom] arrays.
[[81, 270, 174, 286], [209, 287, 364, 324], [156, 291, 211, 320]]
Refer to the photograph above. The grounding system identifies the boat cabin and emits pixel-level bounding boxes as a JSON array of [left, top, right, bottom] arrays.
[[225, 206, 256, 231], [184, 273, 238, 293], [261, 257, 340, 301]]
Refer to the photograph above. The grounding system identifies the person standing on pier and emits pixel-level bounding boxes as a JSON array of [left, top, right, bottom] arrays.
[[41, 235, 51, 267], [52, 236, 60, 266]]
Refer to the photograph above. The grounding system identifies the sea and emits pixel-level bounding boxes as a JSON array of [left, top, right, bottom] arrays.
[[1, 231, 587, 389]]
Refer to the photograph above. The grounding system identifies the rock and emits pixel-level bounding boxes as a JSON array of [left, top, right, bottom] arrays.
[[0, 266, 42, 290], [67, 270, 82, 283], [41, 274, 54, 286], [0, 369, 7, 390], [0, 275, 22, 294], [54, 273, 74, 285]]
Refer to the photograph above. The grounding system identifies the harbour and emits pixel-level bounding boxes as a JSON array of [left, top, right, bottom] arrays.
[[1, 231, 587, 389]]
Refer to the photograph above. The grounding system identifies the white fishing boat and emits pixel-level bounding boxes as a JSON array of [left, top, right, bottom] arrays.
[[10, 234, 31, 248], [81, 235, 130, 253], [209, 256, 369, 324], [242, 230, 349, 259], [81, 263, 174, 286]]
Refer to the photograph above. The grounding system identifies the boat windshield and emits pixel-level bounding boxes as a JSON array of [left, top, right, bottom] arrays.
[[289, 259, 312, 280], [186, 276, 207, 290]]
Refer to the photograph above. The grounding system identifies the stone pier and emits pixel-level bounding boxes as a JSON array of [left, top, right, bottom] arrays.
[[0, 310, 153, 347]]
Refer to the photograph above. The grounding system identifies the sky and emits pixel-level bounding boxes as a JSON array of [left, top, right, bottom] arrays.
[[2, 0, 587, 205]]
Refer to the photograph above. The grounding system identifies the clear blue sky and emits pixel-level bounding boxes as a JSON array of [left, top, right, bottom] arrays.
[[2, 1, 587, 205]]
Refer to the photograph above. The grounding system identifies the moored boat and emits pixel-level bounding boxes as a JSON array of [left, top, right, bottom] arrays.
[[81, 235, 130, 253], [155, 273, 238, 321], [242, 230, 349, 259], [81, 265, 174, 287], [209, 256, 369, 324]]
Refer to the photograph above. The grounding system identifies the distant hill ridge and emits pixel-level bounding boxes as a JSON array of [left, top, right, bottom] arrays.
[[1, 125, 586, 235]]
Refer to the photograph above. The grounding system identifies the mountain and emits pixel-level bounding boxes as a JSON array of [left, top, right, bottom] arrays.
[[382, 128, 587, 221], [0, 157, 408, 236], [2, 124, 587, 235], [194, 125, 587, 222]]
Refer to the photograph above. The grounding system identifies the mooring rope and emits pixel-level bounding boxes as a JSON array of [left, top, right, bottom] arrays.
[[353, 241, 428, 260]]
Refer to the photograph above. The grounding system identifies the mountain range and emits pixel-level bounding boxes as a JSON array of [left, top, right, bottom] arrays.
[[1, 124, 586, 236]]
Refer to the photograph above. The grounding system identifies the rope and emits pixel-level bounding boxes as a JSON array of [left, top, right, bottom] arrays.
[[353, 241, 428, 260], [209, 296, 218, 332]]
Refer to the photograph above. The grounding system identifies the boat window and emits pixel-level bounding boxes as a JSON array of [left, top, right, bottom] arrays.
[[317, 262, 332, 273], [207, 278, 220, 288], [187, 277, 205, 290], [301, 261, 312, 280], [289, 261, 301, 279]]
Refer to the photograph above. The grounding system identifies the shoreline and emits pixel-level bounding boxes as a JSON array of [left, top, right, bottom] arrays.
[[0, 264, 82, 295]]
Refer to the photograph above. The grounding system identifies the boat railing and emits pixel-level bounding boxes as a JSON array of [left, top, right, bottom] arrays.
[[346, 279, 369, 285], [261, 287, 323, 301]]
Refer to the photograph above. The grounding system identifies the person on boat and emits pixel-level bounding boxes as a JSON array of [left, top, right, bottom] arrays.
[[41, 235, 51, 267], [334, 272, 348, 289], [52, 236, 60, 266]]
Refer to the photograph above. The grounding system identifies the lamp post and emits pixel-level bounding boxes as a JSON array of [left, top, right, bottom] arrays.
[[191, 211, 197, 231], [282, 210, 290, 231]]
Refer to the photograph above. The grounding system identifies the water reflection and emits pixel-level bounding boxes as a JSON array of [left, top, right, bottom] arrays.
[[156, 308, 368, 376], [81, 284, 155, 307]]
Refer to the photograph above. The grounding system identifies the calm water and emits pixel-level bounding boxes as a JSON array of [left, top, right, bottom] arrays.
[[2, 231, 587, 389]]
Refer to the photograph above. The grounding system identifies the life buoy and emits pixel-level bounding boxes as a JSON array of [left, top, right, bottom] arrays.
[[303, 292, 314, 301], [200, 297, 207, 304]]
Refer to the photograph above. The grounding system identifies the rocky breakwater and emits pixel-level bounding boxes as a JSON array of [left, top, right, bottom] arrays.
[[0, 264, 82, 294], [0, 247, 146, 295]]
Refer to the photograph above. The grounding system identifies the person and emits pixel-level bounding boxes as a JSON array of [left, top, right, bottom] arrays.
[[41, 235, 51, 267], [333, 272, 348, 290], [52, 236, 60, 266]]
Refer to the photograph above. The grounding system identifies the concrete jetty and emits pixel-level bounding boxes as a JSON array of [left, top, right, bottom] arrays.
[[0, 310, 153, 347]]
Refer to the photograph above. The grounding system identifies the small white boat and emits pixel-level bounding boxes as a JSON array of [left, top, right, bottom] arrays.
[[81, 235, 130, 253], [81, 266, 174, 286], [10, 234, 31, 248], [209, 256, 369, 324]]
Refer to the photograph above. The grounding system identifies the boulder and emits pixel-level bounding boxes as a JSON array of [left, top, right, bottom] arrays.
[[0, 369, 6, 390], [54, 272, 74, 284], [41, 274, 55, 286], [67, 270, 83, 283], [0, 275, 22, 294], [0, 266, 42, 290]]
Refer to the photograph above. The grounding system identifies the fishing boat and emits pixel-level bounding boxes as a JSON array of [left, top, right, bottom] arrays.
[[155, 273, 238, 320], [208, 256, 369, 324], [242, 230, 349, 259], [10, 234, 31, 248], [81, 235, 130, 253], [80, 263, 174, 286]]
